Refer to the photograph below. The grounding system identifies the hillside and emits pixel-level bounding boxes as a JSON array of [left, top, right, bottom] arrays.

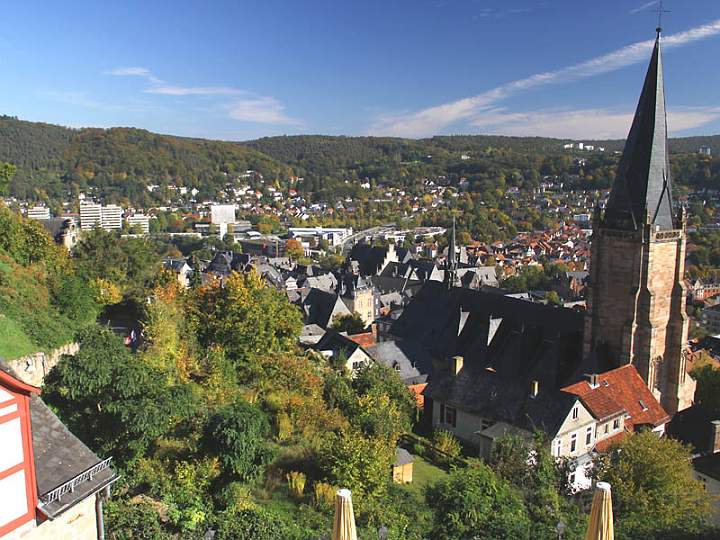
[[1, 115, 719, 205], [0, 115, 290, 205]]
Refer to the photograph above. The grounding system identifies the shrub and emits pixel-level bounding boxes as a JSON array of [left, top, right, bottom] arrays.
[[432, 429, 461, 461], [313, 482, 336, 507], [287, 471, 306, 499]]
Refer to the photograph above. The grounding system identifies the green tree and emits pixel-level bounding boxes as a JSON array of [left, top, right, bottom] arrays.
[[43, 326, 196, 462], [188, 271, 302, 370], [216, 507, 300, 540], [331, 312, 366, 334], [0, 162, 15, 194], [105, 498, 172, 540], [592, 431, 712, 538], [425, 463, 531, 540], [690, 364, 720, 414], [205, 400, 274, 481]]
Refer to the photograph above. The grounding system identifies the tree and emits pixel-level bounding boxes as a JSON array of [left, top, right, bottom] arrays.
[[216, 507, 300, 540], [323, 428, 395, 501], [425, 463, 530, 540], [51, 273, 99, 325], [331, 312, 366, 334], [205, 400, 274, 481], [690, 364, 720, 414], [43, 326, 196, 462], [285, 238, 305, 260], [592, 431, 712, 538], [188, 270, 302, 371], [0, 162, 15, 194]]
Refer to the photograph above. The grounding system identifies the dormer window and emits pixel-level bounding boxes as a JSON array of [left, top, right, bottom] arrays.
[[639, 400, 648, 412]]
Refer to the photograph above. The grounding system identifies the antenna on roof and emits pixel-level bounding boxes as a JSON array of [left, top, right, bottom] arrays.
[[655, 0, 671, 36]]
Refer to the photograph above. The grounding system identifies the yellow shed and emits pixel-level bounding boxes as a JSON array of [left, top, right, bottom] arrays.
[[392, 448, 414, 484]]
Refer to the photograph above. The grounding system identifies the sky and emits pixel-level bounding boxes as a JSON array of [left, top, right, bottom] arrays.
[[1, 0, 720, 141]]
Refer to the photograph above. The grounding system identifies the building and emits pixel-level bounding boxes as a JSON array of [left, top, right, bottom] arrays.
[[392, 448, 414, 484], [100, 205, 122, 230], [80, 203, 122, 231], [126, 213, 150, 234], [582, 30, 695, 414], [79, 203, 102, 230], [702, 304, 720, 335], [288, 227, 352, 248], [26, 207, 50, 220], [37, 219, 78, 251], [699, 146, 712, 156], [0, 368, 117, 539]]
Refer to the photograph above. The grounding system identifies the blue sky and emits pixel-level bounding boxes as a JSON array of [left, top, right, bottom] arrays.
[[1, 0, 719, 140]]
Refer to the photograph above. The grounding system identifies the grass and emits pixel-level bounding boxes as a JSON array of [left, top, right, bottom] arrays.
[[401, 453, 448, 496], [0, 313, 39, 360]]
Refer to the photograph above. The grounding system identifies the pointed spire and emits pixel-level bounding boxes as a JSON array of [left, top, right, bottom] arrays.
[[603, 31, 675, 231], [445, 216, 459, 289]]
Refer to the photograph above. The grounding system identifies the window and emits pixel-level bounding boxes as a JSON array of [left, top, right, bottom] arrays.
[[569, 472, 576, 486], [613, 418, 620, 431], [570, 433, 577, 453], [351, 361, 365, 371], [572, 406, 579, 420], [553, 438, 562, 457], [444, 406, 457, 428], [586, 426, 593, 446], [604, 423, 609, 435]]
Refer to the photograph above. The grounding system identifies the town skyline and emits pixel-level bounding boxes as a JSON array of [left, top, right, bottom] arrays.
[[1, 0, 720, 141]]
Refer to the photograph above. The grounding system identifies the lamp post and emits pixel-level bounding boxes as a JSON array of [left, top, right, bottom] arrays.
[[556, 520, 566, 540]]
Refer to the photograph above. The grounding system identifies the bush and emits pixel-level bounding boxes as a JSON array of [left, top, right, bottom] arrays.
[[431, 430, 461, 461], [205, 400, 275, 481], [287, 471, 306, 499], [313, 482, 336, 507]]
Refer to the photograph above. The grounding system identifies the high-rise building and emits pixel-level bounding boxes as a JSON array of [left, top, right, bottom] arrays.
[[80, 202, 102, 230], [101, 204, 123, 230], [583, 29, 695, 414], [26, 206, 51, 220], [126, 213, 150, 234]]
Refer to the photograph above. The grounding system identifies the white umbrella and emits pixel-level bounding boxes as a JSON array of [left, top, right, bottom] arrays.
[[584, 482, 614, 540], [332, 489, 357, 540]]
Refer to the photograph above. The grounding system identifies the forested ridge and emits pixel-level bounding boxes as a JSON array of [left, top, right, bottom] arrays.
[[1, 115, 719, 206]]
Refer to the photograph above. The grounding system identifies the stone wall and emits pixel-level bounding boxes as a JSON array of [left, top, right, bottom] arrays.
[[1, 343, 79, 387]]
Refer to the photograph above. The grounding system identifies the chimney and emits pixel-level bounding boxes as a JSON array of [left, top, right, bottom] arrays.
[[530, 380, 539, 398], [451, 356, 464, 376], [710, 420, 720, 454], [587, 373, 599, 388], [370, 323, 378, 340]]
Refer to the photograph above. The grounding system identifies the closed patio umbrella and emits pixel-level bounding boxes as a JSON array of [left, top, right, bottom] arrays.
[[332, 489, 357, 540], [584, 481, 614, 540]]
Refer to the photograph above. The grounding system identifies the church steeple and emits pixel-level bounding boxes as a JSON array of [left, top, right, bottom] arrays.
[[445, 216, 459, 289], [603, 31, 675, 231]]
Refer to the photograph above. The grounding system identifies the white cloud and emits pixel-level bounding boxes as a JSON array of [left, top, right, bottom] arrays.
[[104, 66, 163, 84], [227, 96, 298, 125], [371, 18, 720, 137], [630, 1, 659, 15], [144, 86, 246, 96], [467, 106, 720, 139]]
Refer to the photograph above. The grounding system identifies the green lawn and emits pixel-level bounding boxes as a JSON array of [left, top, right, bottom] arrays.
[[401, 453, 448, 496], [0, 314, 38, 360]]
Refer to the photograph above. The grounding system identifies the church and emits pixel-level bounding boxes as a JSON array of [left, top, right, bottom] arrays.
[[394, 29, 695, 487]]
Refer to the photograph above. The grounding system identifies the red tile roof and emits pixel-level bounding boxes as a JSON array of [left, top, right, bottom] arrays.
[[562, 365, 669, 429], [348, 332, 376, 349], [593, 432, 626, 453]]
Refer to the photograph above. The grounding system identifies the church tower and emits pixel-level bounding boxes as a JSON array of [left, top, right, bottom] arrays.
[[583, 29, 695, 414]]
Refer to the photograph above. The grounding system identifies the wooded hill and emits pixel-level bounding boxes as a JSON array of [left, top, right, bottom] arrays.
[[1, 114, 718, 205]]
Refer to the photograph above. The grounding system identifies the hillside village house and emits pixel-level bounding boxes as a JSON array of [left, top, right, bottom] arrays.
[[0, 368, 117, 539]]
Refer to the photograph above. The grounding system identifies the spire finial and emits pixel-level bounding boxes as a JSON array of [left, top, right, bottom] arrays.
[[656, 1, 670, 36]]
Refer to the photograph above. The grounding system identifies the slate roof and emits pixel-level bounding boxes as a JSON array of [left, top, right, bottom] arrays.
[[30, 396, 117, 518], [349, 243, 389, 276], [38, 218, 72, 242], [667, 404, 718, 453], [313, 330, 364, 358], [302, 288, 352, 328], [603, 33, 676, 231], [366, 340, 433, 385], [394, 447, 414, 467], [563, 365, 669, 428]]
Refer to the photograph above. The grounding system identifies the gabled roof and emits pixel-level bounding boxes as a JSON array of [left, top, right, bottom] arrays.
[[562, 365, 669, 428], [603, 32, 675, 231], [366, 339, 433, 385]]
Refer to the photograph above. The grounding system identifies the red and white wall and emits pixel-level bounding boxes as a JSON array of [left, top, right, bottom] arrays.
[[0, 372, 39, 538]]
